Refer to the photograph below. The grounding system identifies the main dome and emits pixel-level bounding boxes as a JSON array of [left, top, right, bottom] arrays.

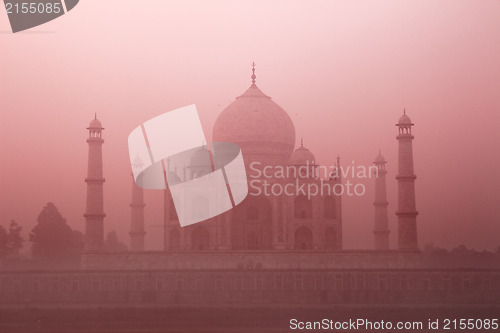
[[212, 83, 295, 157]]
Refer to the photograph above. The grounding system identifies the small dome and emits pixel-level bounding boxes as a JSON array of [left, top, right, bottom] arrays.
[[374, 151, 386, 164], [88, 117, 103, 129], [397, 112, 413, 126], [289, 143, 316, 166], [190, 146, 211, 168]]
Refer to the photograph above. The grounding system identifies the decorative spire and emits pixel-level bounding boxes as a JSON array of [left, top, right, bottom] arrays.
[[300, 138, 303, 147], [379, 149, 381, 155], [251, 62, 256, 84], [94, 113, 97, 119], [403, 108, 406, 115]]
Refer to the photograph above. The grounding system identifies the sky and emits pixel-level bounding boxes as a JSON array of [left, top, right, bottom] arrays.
[[0, 0, 499, 251]]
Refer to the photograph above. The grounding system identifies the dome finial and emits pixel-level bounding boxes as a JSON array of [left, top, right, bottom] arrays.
[[300, 138, 303, 147], [379, 148, 381, 155], [251, 62, 256, 84], [94, 112, 97, 119], [403, 108, 406, 115]]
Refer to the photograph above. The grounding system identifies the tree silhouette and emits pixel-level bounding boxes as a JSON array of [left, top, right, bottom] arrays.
[[6, 220, 23, 255], [0, 220, 24, 258], [30, 202, 83, 268], [0, 225, 7, 258], [103, 231, 128, 252]]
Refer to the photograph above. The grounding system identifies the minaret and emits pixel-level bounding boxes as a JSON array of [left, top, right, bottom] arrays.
[[84, 114, 105, 251], [373, 150, 390, 250], [396, 110, 418, 251], [129, 157, 146, 251]]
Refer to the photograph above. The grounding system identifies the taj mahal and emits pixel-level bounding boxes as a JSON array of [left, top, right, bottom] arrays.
[[1, 66, 498, 310], [84, 64, 417, 257]]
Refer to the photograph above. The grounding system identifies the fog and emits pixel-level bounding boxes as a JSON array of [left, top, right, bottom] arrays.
[[1, 0, 499, 251]]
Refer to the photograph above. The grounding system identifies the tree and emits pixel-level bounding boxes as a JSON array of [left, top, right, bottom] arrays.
[[103, 231, 128, 252], [0, 225, 7, 258], [423, 242, 448, 256], [30, 202, 83, 268], [0, 220, 24, 258], [6, 220, 23, 255]]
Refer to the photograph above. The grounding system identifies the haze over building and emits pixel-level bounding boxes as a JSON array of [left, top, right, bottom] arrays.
[[1, 2, 499, 330], [84, 66, 421, 255], [0, 68, 498, 328]]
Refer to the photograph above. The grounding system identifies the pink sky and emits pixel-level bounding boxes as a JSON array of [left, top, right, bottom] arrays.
[[1, 0, 499, 251]]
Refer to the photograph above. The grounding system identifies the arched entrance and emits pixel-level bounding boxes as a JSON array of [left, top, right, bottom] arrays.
[[294, 195, 312, 218], [191, 226, 209, 250], [295, 226, 313, 250], [231, 195, 272, 250]]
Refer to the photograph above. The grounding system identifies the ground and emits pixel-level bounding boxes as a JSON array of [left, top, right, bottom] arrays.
[[1, 305, 499, 333]]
